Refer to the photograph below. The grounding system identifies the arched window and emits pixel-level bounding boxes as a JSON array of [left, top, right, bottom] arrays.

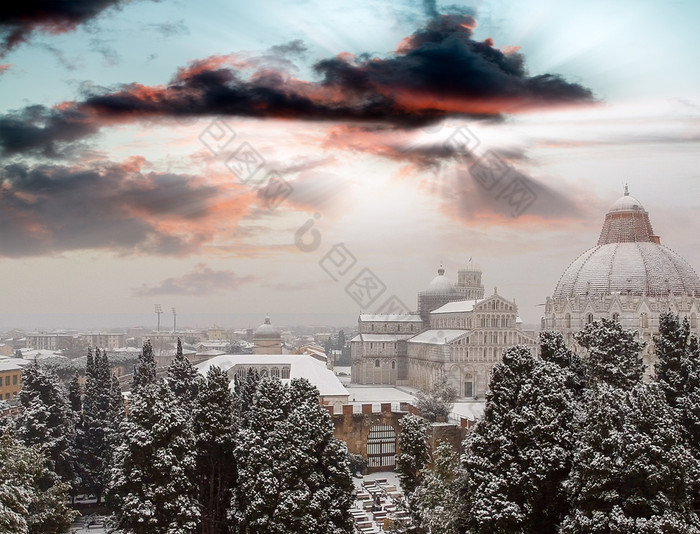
[[586, 313, 594, 324], [565, 313, 571, 328], [391, 360, 396, 370], [612, 312, 620, 322], [271, 367, 280, 378], [260, 368, 269, 377], [281, 367, 290, 379], [375, 359, 380, 368], [641, 312, 649, 329]]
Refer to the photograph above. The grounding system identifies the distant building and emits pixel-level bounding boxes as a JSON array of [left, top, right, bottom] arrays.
[[351, 262, 536, 398], [25, 332, 75, 351], [253, 315, 283, 355], [0, 360, 24, 400], [84, 332, 126, 350], [543, 187, 700, 370]]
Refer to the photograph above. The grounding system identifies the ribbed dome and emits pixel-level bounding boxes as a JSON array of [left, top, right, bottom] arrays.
[[609, 192, 644, 212], [425, 266, 458, 295], [254, 315, 280, 339], [553, 242, 700, 299]]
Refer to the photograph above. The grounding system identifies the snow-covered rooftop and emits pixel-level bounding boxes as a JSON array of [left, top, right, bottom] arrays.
[[359, 314, 422, 322], [351, 334, 401, 343], [408, 330, 467, 345], [431, 299, 481, 314], [0, 360, 23, 372], [196, 354, 348, 397]]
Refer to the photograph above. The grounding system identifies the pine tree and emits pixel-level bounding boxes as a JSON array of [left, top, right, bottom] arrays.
[[233, 367, 260, 419], [574, 318, 645, 389], [655, 312, 691, 407], [461, 345, 576, 534], [132, 339, 157, 390], [194, 365, 237, 534], [396, 414, 430, 496], [15, 363, 76, 487], [540, 330, 588, 396], [167, 337, 201, 410], [82, 348, 114, 503], [561, 383, 700, 533], [107, 381, 199, 534], [413, 441, 463, 534], [68, 371, 82, 413], [231, 377, 354, 534], [0, 430, 78, 534]]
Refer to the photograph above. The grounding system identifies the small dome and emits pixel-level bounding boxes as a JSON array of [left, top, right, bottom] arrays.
[[609, 194, 644, 213], [425, 266, 458, 296], [254, 315, 281, 340]]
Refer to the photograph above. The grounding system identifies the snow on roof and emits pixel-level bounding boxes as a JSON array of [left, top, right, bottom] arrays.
[[196, 354, 348, 397], [451, 401, 485, 422], [351, 334, 401, 343], [0, 360, 23, 372], [359, 314, 422, 322], [408, 330, 468, 345], [430, 299, 481, 314]]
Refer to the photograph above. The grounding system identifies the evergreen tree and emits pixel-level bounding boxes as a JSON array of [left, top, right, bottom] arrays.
[[68, 371, 82, 413], [231, 377, 353, 534], [194, 365, 237, 534], [574, 318, 645, 389], [132, 339, 157, 390], [0, 430, 78, 534], [82, 348, 113, 502], [415, 375, 457, 422], [461, 345, 576, 534], [396, 414, 430, 496], [166, 338, 201, 410], [539, 330, 588, 396], [413, 441, 463, 534], [337, 330, 346, 351], [15, 363, 76, 487], [655, 312, 691, 407], [107, 381, 199, 534], [561, 383, 700, 533], [233, 367, 260, 418]]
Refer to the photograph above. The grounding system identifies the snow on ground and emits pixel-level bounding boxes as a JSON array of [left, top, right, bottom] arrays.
[[345, 385, 418, 404], [70, 515, 107, 534], [452, 400, 485, 422]]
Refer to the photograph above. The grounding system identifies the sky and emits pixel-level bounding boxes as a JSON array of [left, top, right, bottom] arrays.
[[0, 0, 699, 331]]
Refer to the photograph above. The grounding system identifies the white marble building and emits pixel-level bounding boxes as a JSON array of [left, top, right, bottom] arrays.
[[543, 187, 700, 369], [351, 262, 536, 398]]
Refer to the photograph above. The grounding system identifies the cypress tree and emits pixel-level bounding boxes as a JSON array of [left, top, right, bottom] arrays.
[[132, 339, 157, 390]]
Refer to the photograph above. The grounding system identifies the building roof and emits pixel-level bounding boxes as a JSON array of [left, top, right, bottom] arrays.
[[431, 299, 481, 314], [423, 266, 459, 296], [195, 353, 348, 397], [359, 314, 422, 322], [351, 334, 401, 343], [254, 315, 281, 340], [0, 361, 23, 372], [408, 330, 468, 345], [554, 189, 700, 299]]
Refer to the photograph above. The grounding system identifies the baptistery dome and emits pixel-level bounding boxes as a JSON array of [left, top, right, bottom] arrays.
[[543, 187, 700, 364], [425, 266, 459, 296]]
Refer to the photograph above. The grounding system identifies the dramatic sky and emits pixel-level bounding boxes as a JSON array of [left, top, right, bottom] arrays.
[[1, 0, 699, 330]]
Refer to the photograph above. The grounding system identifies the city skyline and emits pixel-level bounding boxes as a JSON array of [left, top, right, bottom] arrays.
[[1, 0, 699, 331]]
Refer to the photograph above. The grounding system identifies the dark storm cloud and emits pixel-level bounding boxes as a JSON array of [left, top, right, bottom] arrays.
[[133, 263, 258, 296], [0, 0, 146, 56], [0, 159, 237, 257], [0, 12, 594, 157], [268, 39, 307, 57]]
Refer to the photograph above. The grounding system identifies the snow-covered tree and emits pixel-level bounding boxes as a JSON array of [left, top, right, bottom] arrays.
[[81, 348, 115, 502], [193, 365, 237, 534], [0, 430, 77, 534], [396, 414, 429, 496], [461, 345, 576, 534], [540, 330, 587, 396], [132, 339, 156, 391], [561, 383, 700, 533], [107, 381, 199, 534], [413, 441, 464, 534], [166, 338, 201, 410], [231, 377, 354, 534], [68, 371, 82, 414], [415, 375, 457, 422], [15, 363, 76, 487], [233, 367, 260, 418], [574, 318, 645, 389]]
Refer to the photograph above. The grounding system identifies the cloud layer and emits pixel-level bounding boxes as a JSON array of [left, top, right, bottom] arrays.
[[134, 263, 257, 296], [0, 13, 594, 158]]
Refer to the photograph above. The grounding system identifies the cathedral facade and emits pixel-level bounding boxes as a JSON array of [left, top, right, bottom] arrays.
[[351, 262, 537, 398], [543, 188, 700, 370]]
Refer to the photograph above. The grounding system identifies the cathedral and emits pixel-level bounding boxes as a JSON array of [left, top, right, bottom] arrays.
[[350, 262, 537, 398], [543, 187, 700, 370]]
